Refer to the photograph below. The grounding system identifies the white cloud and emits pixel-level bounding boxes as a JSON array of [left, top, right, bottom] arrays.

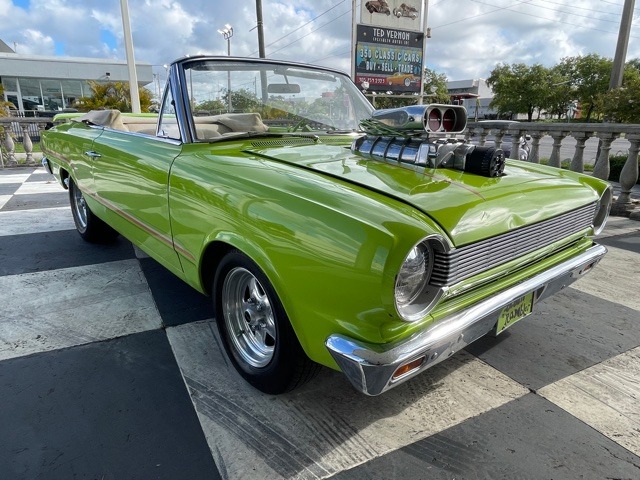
[[1, 0, 637, 82]]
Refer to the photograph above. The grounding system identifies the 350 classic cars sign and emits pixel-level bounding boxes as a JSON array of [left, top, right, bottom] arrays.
[[354, 24, 424, 93]]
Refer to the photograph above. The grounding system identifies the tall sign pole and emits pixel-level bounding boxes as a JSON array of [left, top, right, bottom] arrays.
[[255, 0, 268, 102], [255, 0, 266, 58], [120, 0, 141, 113], [418, 0, 429, 105], [351, 0, 357, 81], [609, 0, 636, 90]]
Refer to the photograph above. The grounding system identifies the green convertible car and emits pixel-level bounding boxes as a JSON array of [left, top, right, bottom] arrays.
[[42, 56, 611, 396]]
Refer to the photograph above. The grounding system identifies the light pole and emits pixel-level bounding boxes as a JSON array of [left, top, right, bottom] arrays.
[[119, 0, 141, 113], [218, 24, 233, 112]]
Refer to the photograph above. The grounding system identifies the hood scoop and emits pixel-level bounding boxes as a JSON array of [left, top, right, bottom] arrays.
[[354, 105, 506, 178]]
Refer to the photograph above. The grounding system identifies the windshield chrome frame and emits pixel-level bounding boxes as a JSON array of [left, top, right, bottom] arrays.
[[169, 56, 374, 144]]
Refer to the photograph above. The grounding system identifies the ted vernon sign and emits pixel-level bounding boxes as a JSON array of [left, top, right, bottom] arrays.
[[355, 25, 424, 93], [361, 1, 423, 32]]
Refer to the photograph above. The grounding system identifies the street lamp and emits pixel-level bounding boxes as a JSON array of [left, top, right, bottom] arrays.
[[218, 24, 233, 111], [218, 24, 233, 55]]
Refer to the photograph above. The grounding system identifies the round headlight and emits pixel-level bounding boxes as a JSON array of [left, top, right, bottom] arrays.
[[395, 241, 442, 322], [396, 245, 430, 305], [593, 186, 613, 236]]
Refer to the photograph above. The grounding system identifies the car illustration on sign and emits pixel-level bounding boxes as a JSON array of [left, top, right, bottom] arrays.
[[387, 72, 420, 87], [365, 0, 391, 15], [393, 3, 419, 19], [41, 56, 610, 396]]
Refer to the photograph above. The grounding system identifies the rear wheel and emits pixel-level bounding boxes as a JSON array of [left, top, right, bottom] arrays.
[[69, 178, 119, 243], [214, 250, 320, 394]]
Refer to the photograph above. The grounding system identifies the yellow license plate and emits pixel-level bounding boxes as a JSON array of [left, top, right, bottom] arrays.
[[496, 292, 534, 334]]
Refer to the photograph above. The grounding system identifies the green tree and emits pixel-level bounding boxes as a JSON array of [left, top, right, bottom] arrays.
[[225, 88, 262, 113], [544, 66, 575, 120], [555, 54, 612, 122], [626, 58, 640, 72], [487, 63, 549, 121], [193, 98, 226, 115], [422, 67, 450, 104], [597, 66, 640, 123], [74, 81, 153, 112]]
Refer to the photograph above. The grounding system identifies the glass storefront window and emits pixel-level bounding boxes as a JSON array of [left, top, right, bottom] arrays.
[[2, 77, 18, 91], [61, 80, 83, 109], [18, 78, 43, 110], [40, 80, 63, 111]]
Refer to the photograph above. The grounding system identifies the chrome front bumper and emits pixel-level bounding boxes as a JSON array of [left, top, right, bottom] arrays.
[[326, 244, 607, 396]]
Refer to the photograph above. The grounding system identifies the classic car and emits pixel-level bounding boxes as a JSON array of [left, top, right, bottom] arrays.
[[41, 56, 611, 396], [365, 0, 391, 15], [387, 72, 420, 87], [393, 3, 419, 19]]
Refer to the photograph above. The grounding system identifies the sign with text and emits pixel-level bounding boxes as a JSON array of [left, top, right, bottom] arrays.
[[360, 0, 423, 32], [354, 25, 424, 93]]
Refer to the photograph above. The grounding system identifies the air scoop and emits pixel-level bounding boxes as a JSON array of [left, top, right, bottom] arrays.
[[353, 104, 505, 178]]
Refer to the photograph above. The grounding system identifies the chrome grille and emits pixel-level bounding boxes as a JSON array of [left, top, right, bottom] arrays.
[[432, 203, 596, 286]]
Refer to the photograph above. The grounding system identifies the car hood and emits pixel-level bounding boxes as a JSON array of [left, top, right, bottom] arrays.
[[246, 143, 599, 246]]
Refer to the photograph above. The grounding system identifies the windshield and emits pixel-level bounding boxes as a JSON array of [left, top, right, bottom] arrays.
[[182, 59, 374, 141]]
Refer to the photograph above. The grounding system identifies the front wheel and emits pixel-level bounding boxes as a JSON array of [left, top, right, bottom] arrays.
[[214, 251, 319, 394], [69, 178, 119, 243]]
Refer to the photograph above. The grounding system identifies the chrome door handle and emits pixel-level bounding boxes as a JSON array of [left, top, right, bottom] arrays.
[[84, 150, 102, 158]]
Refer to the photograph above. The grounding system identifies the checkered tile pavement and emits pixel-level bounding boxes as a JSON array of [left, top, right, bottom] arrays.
[[1, 167, 639, 479]]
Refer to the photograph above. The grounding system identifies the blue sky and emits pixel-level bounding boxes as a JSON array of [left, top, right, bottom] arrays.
[[1, 0, 637, 81]]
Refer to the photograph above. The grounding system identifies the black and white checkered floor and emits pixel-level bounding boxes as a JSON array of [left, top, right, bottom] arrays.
[[1, 167, 639, 480]]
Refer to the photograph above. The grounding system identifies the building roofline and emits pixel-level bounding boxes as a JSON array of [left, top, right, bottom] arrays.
[[0, 51, 151, 66]]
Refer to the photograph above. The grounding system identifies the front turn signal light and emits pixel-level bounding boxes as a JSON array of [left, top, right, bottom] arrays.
[[392, 356, 425, 381]]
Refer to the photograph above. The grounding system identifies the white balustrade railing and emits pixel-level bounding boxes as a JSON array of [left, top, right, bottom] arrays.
[[0, 118, 50, 168], [1, 117, 639, 216]]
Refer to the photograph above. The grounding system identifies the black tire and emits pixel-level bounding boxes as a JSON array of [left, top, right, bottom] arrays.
[[213, 250, 320, 394], [68, 178, 119, 243]]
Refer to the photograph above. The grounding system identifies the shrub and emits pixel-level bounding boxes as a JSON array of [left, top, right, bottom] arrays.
[[608, 154, 639, 184]]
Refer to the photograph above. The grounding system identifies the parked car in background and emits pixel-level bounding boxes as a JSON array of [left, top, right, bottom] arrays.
[[42, 56, 611, 396]]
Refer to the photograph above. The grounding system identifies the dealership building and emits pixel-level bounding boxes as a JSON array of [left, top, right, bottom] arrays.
[[1, 39, 152, 114], [446, 78, 498, 120]]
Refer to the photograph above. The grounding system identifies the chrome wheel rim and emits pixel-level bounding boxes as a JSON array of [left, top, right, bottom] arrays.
[[72, 185, 88, 231], [222, 267, 276, 368]]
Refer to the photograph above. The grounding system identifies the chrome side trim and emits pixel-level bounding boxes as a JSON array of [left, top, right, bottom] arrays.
[[326, 244, 607, 396]]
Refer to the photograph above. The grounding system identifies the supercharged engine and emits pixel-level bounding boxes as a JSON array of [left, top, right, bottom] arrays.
[[352, 104, 505, 178]]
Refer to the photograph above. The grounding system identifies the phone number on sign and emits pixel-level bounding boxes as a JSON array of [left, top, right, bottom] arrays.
[[356, 76, 388, 86]]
